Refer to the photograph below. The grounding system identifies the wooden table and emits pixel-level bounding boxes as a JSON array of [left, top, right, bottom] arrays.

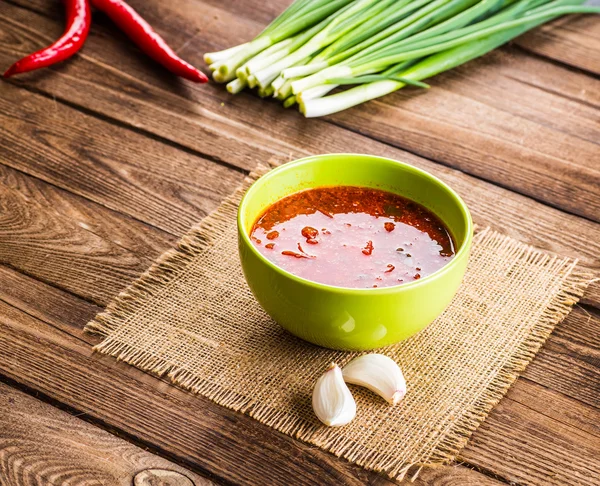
[[0, 1, 598, 484]]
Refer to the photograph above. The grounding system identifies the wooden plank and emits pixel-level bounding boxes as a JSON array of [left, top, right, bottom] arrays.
[[3, 263, 598, 409], [0, 180, 153, 305], [582, 282, 600, 308], [1, 32, 599, 309], [1, 107, 599, 314], [0, 163, 175, 261], [460, 380, 600, 486], [13, 0, 600, 76], [504, 378, 600, 440], [0, 373, 502, 486], [514, 15, 600, 76], [0, 2, 284, 172], [0, 297, 508, 486], [0, 82, 244, 237], [549, 304, 600, 353], [523, 327, 600, 410], [327, 46, 600, 221], [1, 263, 502, 486], [0, 265, 102, 334], [1, 262, 598, 486], [3, 0, 599, 222], [10, 253, 596, 416], [0, 139, 598, 316], [458, 307, 600, 484], [0, 382, 213, 486], [412, 466, 503, 485]]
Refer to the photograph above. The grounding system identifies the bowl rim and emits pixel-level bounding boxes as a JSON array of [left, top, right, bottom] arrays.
[[238, 153, 473, 295]]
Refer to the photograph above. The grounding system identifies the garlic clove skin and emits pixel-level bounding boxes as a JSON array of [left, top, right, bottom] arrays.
[[342, 354, 406, 405], [312, 362, 357, 426]]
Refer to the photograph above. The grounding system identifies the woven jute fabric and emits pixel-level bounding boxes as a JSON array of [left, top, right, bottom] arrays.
[[86, 165, 592, 482]]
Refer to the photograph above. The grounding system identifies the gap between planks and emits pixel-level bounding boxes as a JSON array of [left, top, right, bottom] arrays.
[[1, 265, 599, 485], [1, 0, 598, 222], [13, 76, 600, 230], [1, 81, 598, 303], [0, 380, 216, 486], [324, 117, 600, 227], [0, 295, 511, 486], [0, 81, 598, 306]]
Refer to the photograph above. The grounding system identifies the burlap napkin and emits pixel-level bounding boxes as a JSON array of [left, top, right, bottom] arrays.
[[86, 166, 591, 482]]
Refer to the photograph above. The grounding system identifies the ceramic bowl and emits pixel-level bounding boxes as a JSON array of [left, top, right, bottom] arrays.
[[238, 154, 473, 350]]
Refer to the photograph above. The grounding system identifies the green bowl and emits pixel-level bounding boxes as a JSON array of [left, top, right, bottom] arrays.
[[238, 154, 473, 350]]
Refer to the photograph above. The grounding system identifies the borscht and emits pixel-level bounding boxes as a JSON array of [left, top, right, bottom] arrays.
[[250, 186, 455, 289]]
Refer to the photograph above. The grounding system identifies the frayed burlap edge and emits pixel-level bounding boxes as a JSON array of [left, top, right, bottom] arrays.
[[85, 164, 269, 338], [85, 166, 594, 482]]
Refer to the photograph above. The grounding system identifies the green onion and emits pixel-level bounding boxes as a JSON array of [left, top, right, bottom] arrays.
[[328, 75, 431, 88], [292, 1, 595, 93], [207, 0, 599, 116], [204, 43, 249, 65], [351, 4, 599, 74], [299, 10, 570, 116], [212, 0, 355, 78], [283, 95, 298, 108]]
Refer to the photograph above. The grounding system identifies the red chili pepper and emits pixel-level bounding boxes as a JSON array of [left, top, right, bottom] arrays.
[[3, 0, 91, 78], [362, 240, 374, 256], [90, 0, 208, 82]]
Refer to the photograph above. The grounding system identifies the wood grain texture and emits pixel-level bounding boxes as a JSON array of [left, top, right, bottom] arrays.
[[2, 0, 598, 221], [0, 265, 103, 334], [0, 298, 507, 486], [514, 15, 600, 75], [0, 80, 244, 236], [0, 0, 598, 484], [461, 380, 600, 485], [0, 264, 504, 486], [410, 467, 503, 486], [523, 325, 600, 410], [0, 121, 598, 313], [0, 163, 176, 259], [512, 306, 600, 411], [459, 307, 600, 485], [133, 470, 196, 486], [0, 1, 284, 172], [0, 382, 213, 486], [0, 180, 151, 305], [327, 46, 600, 221], [504, 378, 600, 440], [1, 13, 599, 309], [550, 304, 600, 354], [1, 263, 598, 486]]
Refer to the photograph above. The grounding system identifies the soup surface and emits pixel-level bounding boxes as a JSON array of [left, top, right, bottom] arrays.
[[250, 186, 455, 289]]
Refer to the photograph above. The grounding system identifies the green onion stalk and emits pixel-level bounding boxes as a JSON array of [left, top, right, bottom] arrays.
[[205, 0, 355, 80], [292, 0, 591, 93], [285, 0, 490, 80], [206, 0, 599, 116], [299, 4, 596, 116], [252, 0, 405, 89]]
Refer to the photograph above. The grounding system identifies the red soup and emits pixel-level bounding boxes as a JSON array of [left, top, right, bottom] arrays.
[[250, 186, 455, 289]]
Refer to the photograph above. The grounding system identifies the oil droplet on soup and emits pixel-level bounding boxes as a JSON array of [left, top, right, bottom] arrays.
[[250, 186, 455, 289]]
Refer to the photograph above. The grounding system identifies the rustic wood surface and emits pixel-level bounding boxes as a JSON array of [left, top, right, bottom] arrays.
[[0, 382, 213, 486], [0, 0, 598, 484]]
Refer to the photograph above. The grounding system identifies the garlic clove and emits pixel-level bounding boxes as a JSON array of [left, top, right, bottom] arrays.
[[342, 354, 406, 405], [312, 362, 357, 426]]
